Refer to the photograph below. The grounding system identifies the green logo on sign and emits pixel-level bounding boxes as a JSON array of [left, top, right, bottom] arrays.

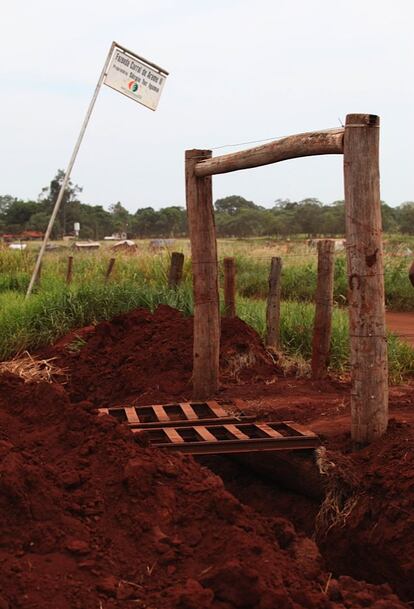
[[128, 80, 139, 93]]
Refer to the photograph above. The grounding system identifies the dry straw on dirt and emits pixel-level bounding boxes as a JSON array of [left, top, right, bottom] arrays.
[[0, 351, 67, 384]]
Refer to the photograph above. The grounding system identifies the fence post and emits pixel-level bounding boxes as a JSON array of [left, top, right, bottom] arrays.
[[105, 257, 116, 282], [344, 113, 388, 444], [265, 257, 282, 349], [66, 256, 73, 285], [168, 252, 184, 288], [311, 240, 335, 379], [223, 257, 236, 318], [185, 149, 220, 400]]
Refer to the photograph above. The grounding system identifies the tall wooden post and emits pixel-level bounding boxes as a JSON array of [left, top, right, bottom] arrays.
[[66, 256, 74, 285], [344, 113, 388, 444], [311, 240, 335, 379], [168, 252, 184, 288], [185, 150, 220, 400], [223, 257, 236, 318], [265, 257, 282, 349]]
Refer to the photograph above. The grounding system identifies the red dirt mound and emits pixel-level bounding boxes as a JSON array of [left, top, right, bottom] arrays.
[[0, 373, 408, 609], [47, 305, 279, 406]]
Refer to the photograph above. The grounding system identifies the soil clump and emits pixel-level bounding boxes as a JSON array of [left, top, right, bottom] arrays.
[[46, 305, 279, 407]]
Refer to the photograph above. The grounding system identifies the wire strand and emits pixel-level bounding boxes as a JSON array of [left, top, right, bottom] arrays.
[[189, 127, 344, 159]]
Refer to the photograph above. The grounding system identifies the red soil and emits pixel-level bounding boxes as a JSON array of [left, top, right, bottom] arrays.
[[0, 305, 413, 608], [386, 311, 414, 346], [46, 305, 280, 407]]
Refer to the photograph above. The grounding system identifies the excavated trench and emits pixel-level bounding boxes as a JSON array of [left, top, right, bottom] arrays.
[[199, 450, 412, 603], [199, 452, 321, 537]]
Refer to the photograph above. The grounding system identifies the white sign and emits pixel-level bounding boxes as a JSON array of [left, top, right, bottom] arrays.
[[104, 48, 167, 111], [74, 222, 80, 232]]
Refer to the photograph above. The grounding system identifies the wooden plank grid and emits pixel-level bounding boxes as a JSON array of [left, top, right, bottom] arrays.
[[98, 400, 255, 428], [131, 421, 320, 455]]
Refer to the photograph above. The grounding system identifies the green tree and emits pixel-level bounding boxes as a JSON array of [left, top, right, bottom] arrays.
[[131, 207, 158, 237], [109, 201, 130, 233], [397, 202, 414, 234], [38, 169, 83, 237], [2, 199, 38, 233], [214, 195, 261, 215], [381, 202, 399, 233]]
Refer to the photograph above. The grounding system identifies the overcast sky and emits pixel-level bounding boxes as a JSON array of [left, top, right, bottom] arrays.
[[1, 0, 413, 211]]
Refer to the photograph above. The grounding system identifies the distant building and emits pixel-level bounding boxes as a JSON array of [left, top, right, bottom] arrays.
[[2, 231, 44, 242], [20, 230, 44, 240], [149, 238, 175, 251], [9, 243, 27, 250], [74, 241, 100, 251], [111, 240, 137, 252], [104, 232, 128, 241]]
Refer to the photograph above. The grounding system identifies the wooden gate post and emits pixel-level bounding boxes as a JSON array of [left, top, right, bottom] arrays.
[[168, 252, 184, 288], [311, 240, 335, 379], [344, 114, 388, 444], [223, 257, 236, 318], [265, 257, 282, 349], [185, 149, 220, 400]]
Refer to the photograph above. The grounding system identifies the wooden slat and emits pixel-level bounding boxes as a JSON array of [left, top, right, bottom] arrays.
[[179, 403, 198, 420], [124, 407, 140, 424], [132, 421, 320, 455], [255, 423, 284, 438], [152, 405, 170, 422], [164, 428, 185, 443], [195, 426, 219, 442], [283, 421, 318, 438], [98, 408, 109, 416], [224, 424, 250, 440], [207, 401, 228, 418]]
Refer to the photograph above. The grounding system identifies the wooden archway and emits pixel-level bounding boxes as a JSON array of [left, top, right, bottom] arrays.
[[185, 114, 387, 444]]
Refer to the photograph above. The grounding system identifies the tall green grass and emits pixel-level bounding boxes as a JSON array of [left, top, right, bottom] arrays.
[[1, 246, 413, 383], [1, 246, 413, 310], [231, 254, 414, 310], [0, 279, 413, 383]]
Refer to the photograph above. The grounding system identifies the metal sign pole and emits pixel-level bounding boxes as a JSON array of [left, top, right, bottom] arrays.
[[26, 41, 116, 297]]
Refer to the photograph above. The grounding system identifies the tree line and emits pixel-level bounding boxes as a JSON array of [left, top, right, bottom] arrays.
[[1, 171, 413, 239]]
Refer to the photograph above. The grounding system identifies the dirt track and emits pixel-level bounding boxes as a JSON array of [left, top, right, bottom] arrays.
[[386, 311, 414, 346]]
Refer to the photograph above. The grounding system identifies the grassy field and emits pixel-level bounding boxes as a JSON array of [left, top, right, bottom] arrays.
[[1, 238, 413, 308], [0, 240, 413, 382]]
